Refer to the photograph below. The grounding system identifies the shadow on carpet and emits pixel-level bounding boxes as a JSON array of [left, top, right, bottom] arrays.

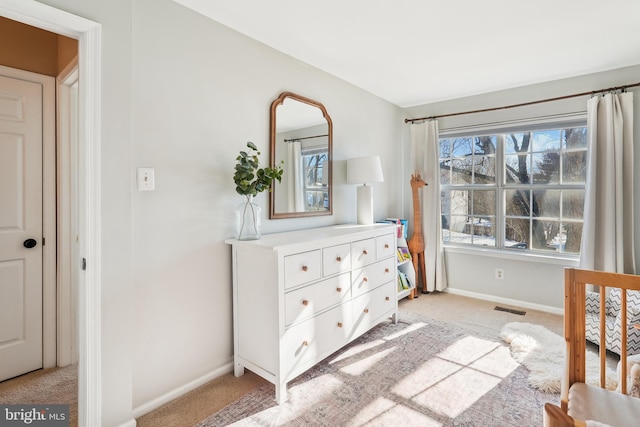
[[199, 312, 556, 427]]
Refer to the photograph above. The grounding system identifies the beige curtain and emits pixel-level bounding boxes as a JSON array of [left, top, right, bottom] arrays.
[[580, 92, 635, 273], [410, 121, 448, 291]]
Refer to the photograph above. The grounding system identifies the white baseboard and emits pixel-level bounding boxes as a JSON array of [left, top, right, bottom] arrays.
[[117, 419, 137, 427], [444, 287, 564, 316], [132, 361, 234, 419]]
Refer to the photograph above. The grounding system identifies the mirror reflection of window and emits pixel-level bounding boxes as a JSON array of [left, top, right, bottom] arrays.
[[302, 149, 328, 211], [276, 121, 328, 213]]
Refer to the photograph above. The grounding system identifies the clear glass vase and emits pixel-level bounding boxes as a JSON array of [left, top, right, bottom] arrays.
[[235, 195, 261, 240]]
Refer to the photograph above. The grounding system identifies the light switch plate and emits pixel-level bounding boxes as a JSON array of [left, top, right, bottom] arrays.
[[137, 167, 155, 191]]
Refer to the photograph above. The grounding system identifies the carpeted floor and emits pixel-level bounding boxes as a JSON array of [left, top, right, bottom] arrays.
[[0, 364, 78, 427], [0, 291, 565, 426], [198, 310, 557, 426]]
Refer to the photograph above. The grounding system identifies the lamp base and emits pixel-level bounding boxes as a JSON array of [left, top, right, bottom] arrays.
[[356, 185, 374, 225]]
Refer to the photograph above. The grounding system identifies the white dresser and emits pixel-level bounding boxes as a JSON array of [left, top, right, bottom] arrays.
[[225, 224, 398, 404]]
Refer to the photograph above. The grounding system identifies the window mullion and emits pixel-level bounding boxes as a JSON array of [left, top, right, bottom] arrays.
[[496, 134, 505, 249]]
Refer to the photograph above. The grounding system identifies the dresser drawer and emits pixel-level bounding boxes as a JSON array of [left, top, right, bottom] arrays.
[[351, 257, 395, 298], [284, 250, 322, 289], [322, 243, 351, 277], [351, 238, 376, 269], [352, 281, 395, 337], [283, 303, 351, 377], [285, 273, 350, 326], [376, 233, 396, 260]]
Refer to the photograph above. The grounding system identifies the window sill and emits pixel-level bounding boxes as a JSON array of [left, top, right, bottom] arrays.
[[443, 244, 580, 266]]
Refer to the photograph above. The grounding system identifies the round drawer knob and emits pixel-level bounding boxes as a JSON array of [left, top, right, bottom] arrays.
[[302, 340, 309, 347], [336, 256, 342, 262], [362, 249, 368, 255], [302, 300, 309, 306], [363, 308, 369, 314], [385, 268, 390, 273], [336, 287, 342, 292], [363, 277, 368, 282], [385, 296, 390, 301], [337, 322, 343, 328], [384, 243, 389, 249], [301, 265, 308, 272]]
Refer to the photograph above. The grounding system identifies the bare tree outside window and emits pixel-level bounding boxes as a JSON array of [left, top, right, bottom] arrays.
[[440, 126, 586, 254]]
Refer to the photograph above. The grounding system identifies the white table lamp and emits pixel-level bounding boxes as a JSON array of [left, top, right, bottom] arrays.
[[347, 156, 384, 225]]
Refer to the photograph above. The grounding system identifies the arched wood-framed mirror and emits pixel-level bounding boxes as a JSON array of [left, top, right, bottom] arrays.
[[270, 92, 333, 219]]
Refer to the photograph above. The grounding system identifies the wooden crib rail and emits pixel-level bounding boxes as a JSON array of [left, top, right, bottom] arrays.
[[563, 268, 640, 411]]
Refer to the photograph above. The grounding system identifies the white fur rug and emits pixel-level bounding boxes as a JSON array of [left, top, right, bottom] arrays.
[[500, 322, 617, 393]]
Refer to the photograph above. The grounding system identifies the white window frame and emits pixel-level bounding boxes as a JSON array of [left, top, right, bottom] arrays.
[[439, 113, 587, 257]]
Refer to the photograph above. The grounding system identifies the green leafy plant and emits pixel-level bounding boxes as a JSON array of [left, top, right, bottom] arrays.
[[233, 141, 284, 196], [233, 142, 284, 239]]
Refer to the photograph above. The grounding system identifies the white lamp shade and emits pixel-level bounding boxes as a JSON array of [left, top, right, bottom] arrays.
[[347, 156, 384, 184]]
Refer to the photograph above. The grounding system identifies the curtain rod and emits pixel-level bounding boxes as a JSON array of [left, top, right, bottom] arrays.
[[404, 81, 640, 123], [284, 134, 328, 142]]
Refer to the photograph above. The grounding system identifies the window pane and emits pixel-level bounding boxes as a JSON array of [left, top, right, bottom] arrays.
[[535, 220, 559, 250], [562, 190, 584, 220], [450, 190, 469, 216], [451, 159, 473, 184], [532, 129, 561, 152], [505, 132, 530, 155], [451, 138, 473, 157], [471, 216, 495, 247], [505, 189, 531, 217], [563, 128, 587, 150], [474, 135, 496, 155], [440, 160, 451, 185], [505, 218, 529, 248], [505, 154, 530, 184], [534, 189, 560, 218], [451, 214, 469, 234], [527, 219, 551, 251], [563, 222, 583, 254], [446, 214, 473, 244], [562, 150, 587, 183], [532, 151, 559, 184], [440, 138, 452, 158], [441, 190, 469, 230], [472, 156, 496, 183], [302, 153, 328, 211], [472, 190, 495, 216]]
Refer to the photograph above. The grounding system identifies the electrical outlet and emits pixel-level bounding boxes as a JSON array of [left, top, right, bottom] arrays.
[[495, 268, 504, 280]]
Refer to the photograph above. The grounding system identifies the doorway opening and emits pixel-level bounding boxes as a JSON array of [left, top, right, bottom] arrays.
[[0, 2, 102, 425]]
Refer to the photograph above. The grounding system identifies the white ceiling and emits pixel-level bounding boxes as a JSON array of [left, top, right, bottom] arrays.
[[174, 0, 640, 108]]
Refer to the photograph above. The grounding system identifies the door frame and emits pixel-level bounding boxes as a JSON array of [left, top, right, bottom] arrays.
[[56, 57, 79, 367], [0, 1, 102, 425]]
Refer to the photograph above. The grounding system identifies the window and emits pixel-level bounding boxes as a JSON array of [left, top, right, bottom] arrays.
[[439, 125, 587, 255], [301, 148, 328, 211]]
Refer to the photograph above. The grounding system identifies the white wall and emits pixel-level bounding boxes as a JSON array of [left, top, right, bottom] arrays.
[[404, 65, 640, 310], [130, 0, 404, 411]]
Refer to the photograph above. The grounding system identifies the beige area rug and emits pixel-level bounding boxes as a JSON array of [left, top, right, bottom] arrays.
[[199, 311, 557, 426], [500, 322, 618, 393]]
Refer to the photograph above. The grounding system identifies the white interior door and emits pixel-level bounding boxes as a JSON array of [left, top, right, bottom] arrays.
[[0, 73, 44, 382]]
